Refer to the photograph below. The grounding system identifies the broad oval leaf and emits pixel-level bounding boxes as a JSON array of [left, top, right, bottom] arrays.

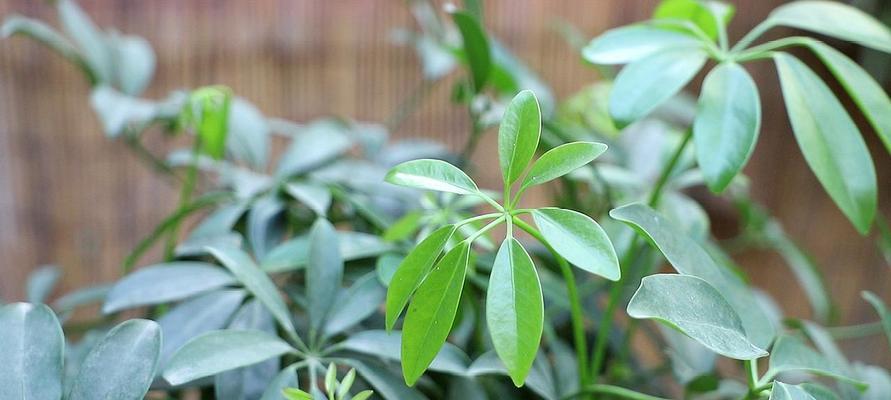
[[386, 225, 455, 330], [451, 10, 491, 93], [609, 48, 708, 127], [804, 40, 891, 156], [162, 330, 295, 386], [520, 142, 607, 191], [627, 274, 767, 360], [532, 208, 620, 281], [386, 159, 479, 195], [770, 382, 818, 400], [69, 319, 161, 400], [693, 62, 761, 193], [158, 289, 245, 365], [108, 32, 155, 96], [402, 242, 471, 385], [306, 218, 343, 333], [768, 0, 891, 53], [206, 245, 298, 341], [765, 335, 864, 387], [582, 24, 703, 65], [26, 265, 61, 304], [0, 303, 64, 400], [610, 203, 775, 348], [486, 238, 543, 386], [774, 53, 876, 234], [103, 262, 235, 313], [498, 90, 541, 185], [339, 330, 470, 375]]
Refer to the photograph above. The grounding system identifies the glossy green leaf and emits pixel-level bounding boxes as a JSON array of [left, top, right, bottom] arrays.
[[57, 0, 112, 82], [282, 388, 312, 400], [609, 48, 708, 126], [324, 273, 385, 336], [582, 24, 703, 65], [486, 238, 543, 386], [402, 242, 471, 385], [804, 40, 891, 156], [451, 10, 491, 92], [532, 207, 620, 280], [189, 86, 233, 160], [262, 231, 393, 273], [628, 274, 767, 360], [386, 225, 455, 331], [862, 291, 891, 350], [163, 330, 295, 386], [498, 90, 541, 185], [610, 203, 775, 348], [206, 245, 298, 340], [339, 330, 470, 375], [765, 335, 864, 387], [0, 303, 64, 399], [693, 62, 761, 192], [386, 159, 480, 195], [103, 262, 235, 313], [306, 218, 343, 333], [770, 382, 817, 400], [768, 1, 891, 53], [654, 0, 735, 41], [157, 289, 245, 365], [520, 142, 607, 192], [69, 319, 161, 400], [774, 53, 876, 234]]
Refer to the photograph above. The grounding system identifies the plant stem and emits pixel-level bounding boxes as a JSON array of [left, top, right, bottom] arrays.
[[512, 216, 590, 390], [589, 129, 693, 382], [744, 359, 762, 399], [163, 141, 201, 259], [828, 321, 885, 339], [458, 109, 483, 169], [731, 19, 773, 53], [564, 384, 669, 400]]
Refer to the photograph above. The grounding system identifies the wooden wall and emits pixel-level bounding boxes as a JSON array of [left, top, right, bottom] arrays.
[[1, 0, 889, 366]]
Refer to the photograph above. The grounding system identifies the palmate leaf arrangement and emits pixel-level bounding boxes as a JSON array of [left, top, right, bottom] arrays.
[[4, 0, 891, 399]]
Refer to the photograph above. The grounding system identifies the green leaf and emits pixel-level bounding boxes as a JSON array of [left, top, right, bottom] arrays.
[[800, 383, 840, 400], [451, 10, 491, 92], [770, 382, 817, 400], [260, 364, 298, 400], [486, 238, 543, 386], [206, 245, 298, 340], [346, 359, 427, 400], [26, 265, 61, 304], [498, 90, 541, 185], [285, 182, 331, 216], [610, 203, 775, 348], [386, 225, 455, 330], [386, 159, 480, 195], [158, 289, 246, 364], [376, 253, 404, 286], [90, 86, 159, 137], [325, 363, 337, 396], [693, 62, 761, 192], [57, 0, 112, 82], [262, 231, 392, 273], [282, 388, 312, 400], [402, 242, 471, 385], [803, 40, 891, 156], [768, 0, 891, 53], [352, 390, 374, 400], [532, 208, 620, 280], [163, 330, 295, 386], [774, 53, 876, 234], [1, 15, 92, 81], [582, 24, 703, 65], [654, 0, 735, 41], [0, 303, 64, 399], [275, 119, 352, 177], [103, 262, 235, 313], [306, 218, 344, 333], [69, 319, 161, 400], [189, 86, 233, 160], [609, 48, 708, 126], [339, 330, 470, 375], [215, 299, 280, 400], [862, 291, 891, 350], [520, 142, 607, 192], [628, 274, 767, 360], [324, 273, 385, 336], [765, 335, 864, 387]]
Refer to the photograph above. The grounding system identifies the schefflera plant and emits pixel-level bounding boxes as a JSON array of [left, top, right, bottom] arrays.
[[583, 0, 891, 234], [383, 90, 620, 386]]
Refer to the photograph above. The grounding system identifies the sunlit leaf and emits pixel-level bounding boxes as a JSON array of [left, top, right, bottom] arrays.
[[498, 90, 541, 186], [582, 24, 702, 65], [386, 159, 480, 195], [532, 207, 620, 280], [520, 142, 607, 192], [768, 1, 891, 53]]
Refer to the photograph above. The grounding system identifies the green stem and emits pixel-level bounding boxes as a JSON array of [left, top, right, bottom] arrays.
[[163, 141, 201, 259], [828, 321, 885, 339], [646, 129, 692, 206], [512, 217, 590, 390], [564, 384, 669, 400], [458, 108, 483, 169], [744, 359, 764, 399], [730, 19, 774, 53]]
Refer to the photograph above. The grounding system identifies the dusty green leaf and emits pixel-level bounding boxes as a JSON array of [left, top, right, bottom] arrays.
[[262, 231, 392, 273], [260, 364, 298, 400], [582, 24, 702, 65], [498, 90, 541, 185], [532, 207, 620, 281], [768, 0, 891, 53], [338, 330, 470, 375], [765, 335, 864, 387], [324, 273, 385, 336], [306, 218, 343, 334], [103, 262, 235, 313], [157, 289, 246, 365], [284, 182, 331, 217], [26, 265, 61, 304], [215, 300, 280, 400], [58, 0, 112, 82], [770, 382, 817, 400], [0, 303, 64, 399]]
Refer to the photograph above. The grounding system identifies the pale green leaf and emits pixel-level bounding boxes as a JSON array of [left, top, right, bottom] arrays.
[[103, 262, 235, 313], [275, 119, 351, 178], [386, 159, 480, 195], [259, 364, 298, 400], [498, 90, 541, 185], [520, 142, 607, 191], [58, 0, 112, 82], [862, 291, 891, 350], [654, 0, 735, 41], [215, 299, 280, 400], [107, 32, 155, 95], [162, 330, 295, 386], [774, 53, 876, 234], [402, 242, 470, 385], [262, 231, 393, 273], [532, 208, 620, 280], [306, 218, 343, 333], [157, 289, 245, 365], [285, 182, 331, 216], [467, 351, 558, 400], [346, 359, 427, 400], [386, 225, 455, 330], [339, 330, 470, 375], [1, 15, 92, 80], [324, 273, 385, 336], [451, 10, 491, 92], [765, 335, 865, 387], [609, 48, 708, 126], [0, 303, 64, 399], [768, 1, 891, 53], [693, 62, 761, 192], [69, 319, 161, 400], [628, 274, 767, 360], [486, 238, 543, 386], [26, 265, 61, 304], [770, 382, 817, 400], [226, 98, 270, 169], [582, 24, 702, 65]]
